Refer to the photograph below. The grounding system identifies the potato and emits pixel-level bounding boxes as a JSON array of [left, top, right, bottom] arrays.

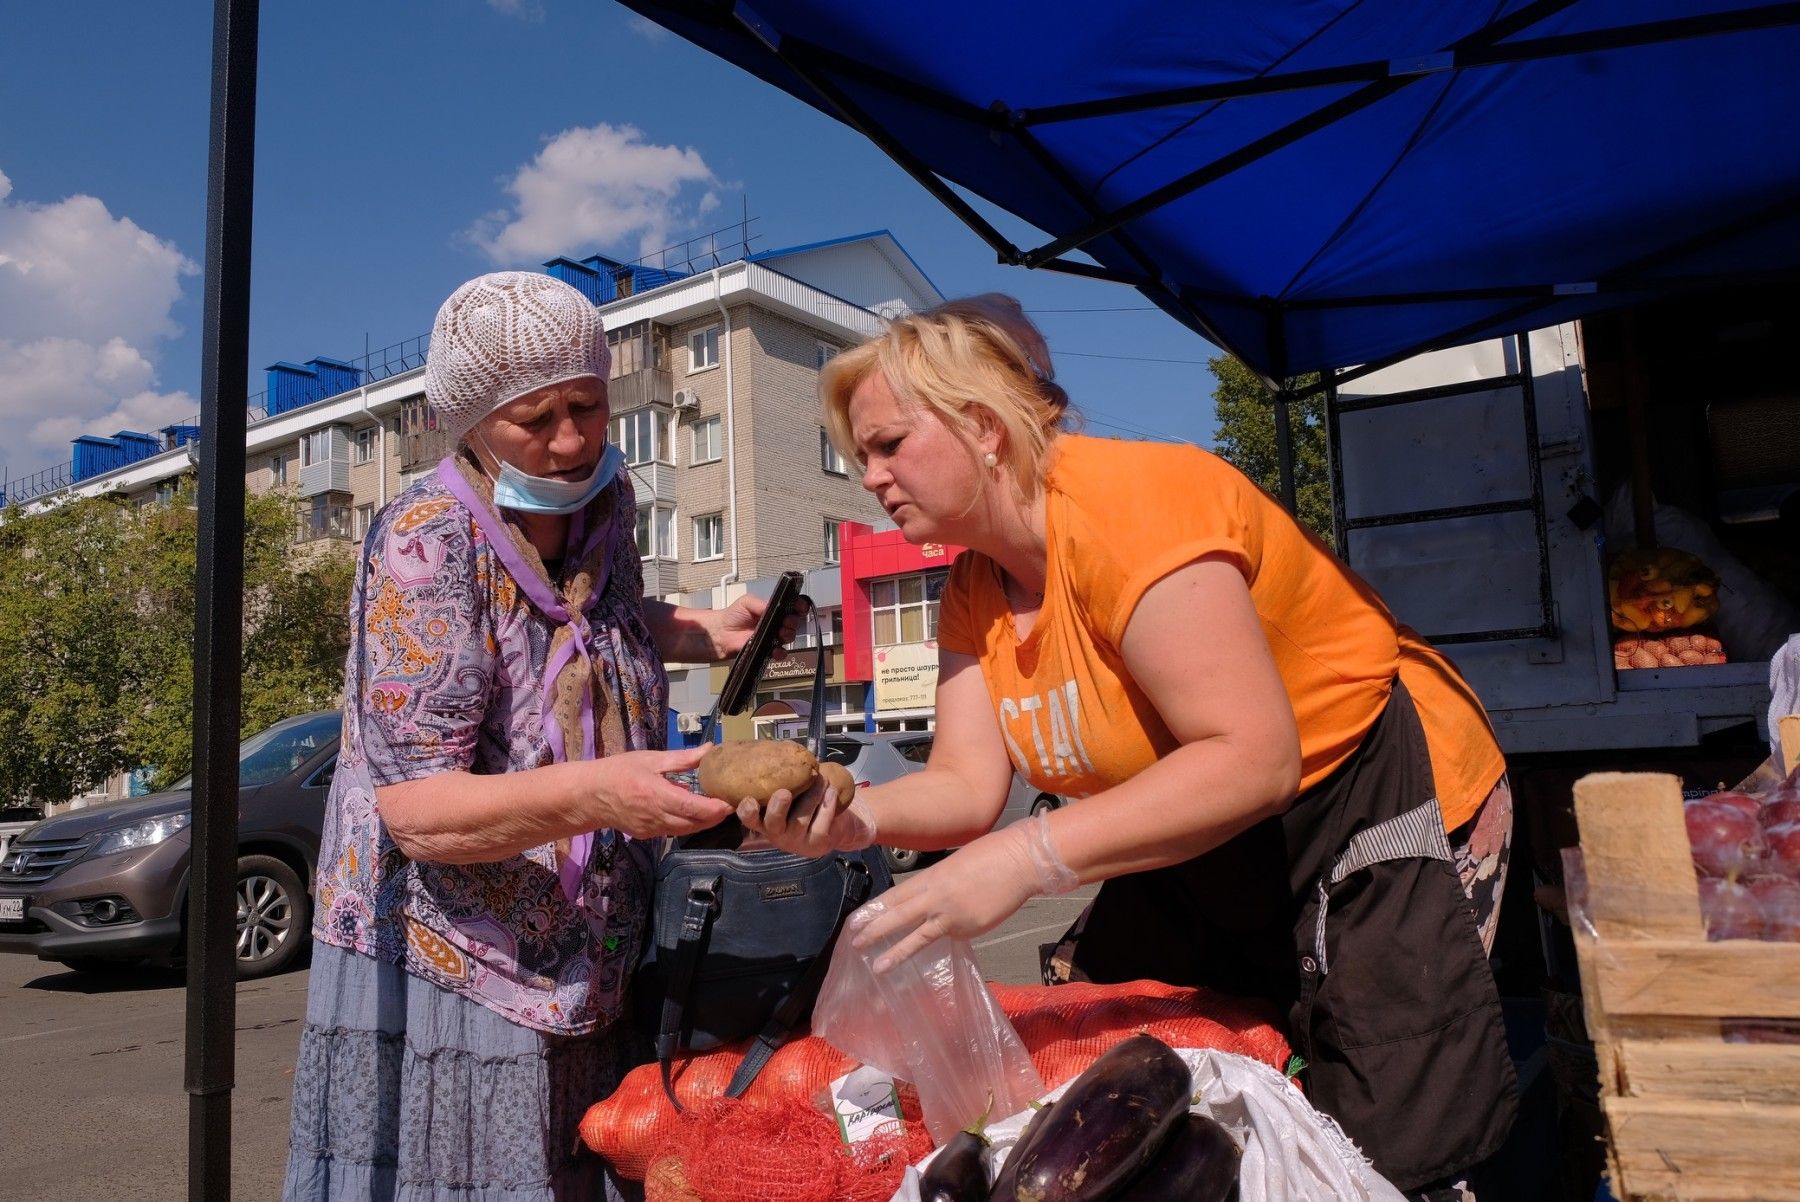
[[818, 761, 856, 799], [697, 740, 818, 806]]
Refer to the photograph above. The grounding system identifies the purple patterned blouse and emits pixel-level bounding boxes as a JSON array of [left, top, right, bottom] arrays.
[[311, 470, 668, 1036]]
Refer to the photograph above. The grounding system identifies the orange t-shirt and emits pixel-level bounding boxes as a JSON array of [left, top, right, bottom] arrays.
[[936, 435, 1502, 831]]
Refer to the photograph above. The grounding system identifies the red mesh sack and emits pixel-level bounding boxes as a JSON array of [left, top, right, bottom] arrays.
[[584, 979, 1290, 1179], [991, 978, 1293, 1088], [642, 1098, 933, 1202], [579, 1035, 856, 1180]]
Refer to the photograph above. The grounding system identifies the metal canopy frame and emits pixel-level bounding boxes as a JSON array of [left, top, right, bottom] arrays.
[[177, 5, 1800, 1196], [641, 0, 1800, 388]]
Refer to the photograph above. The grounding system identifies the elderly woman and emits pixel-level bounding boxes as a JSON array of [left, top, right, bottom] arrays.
[[743, 295, 1519, 1199], [283, 272, 765, 1202]]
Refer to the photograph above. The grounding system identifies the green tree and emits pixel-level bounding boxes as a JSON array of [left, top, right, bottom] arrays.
[[0, 481, 355, 804], [1208, 355, 1335, 546]]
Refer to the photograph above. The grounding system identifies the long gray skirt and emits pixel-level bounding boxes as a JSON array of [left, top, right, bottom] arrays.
[[283, 942, 645, 1201]]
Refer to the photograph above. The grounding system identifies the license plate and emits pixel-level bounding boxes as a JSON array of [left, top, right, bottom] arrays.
[[0, 896, 24, 922]]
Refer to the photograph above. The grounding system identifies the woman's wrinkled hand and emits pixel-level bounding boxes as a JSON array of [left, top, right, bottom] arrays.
[[709, 591, 802, 660], [588, 747, 732, 839], [737, 774, 877, 858]]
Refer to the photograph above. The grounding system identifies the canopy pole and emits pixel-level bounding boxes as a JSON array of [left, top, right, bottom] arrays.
[[187, 0, 259, 1198], [1274, 389, 1299, 513], [1267, 303, 1299, 513]]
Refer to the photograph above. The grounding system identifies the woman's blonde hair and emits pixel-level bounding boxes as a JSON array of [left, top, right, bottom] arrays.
[[821, 294, 1074, 495]]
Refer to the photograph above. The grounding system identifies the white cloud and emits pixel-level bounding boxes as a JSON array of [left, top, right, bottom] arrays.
[[466, 123, 722, 264], [0, 168, 198, 476], [626, 15, 669, 42], [486, 0, 546, 21]]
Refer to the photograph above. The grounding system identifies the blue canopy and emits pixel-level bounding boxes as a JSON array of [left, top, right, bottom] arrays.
[[622, 1, 1800, 385]]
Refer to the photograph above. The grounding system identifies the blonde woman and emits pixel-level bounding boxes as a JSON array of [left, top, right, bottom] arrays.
[[741, 295, 1518, 1199]]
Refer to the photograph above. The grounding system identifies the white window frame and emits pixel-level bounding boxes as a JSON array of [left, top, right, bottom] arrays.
[[869, 571, 948, 647], [820, 428, 848, 477], [816, 342, 840, 371], [354, 502, 375, 540], [353, 426, 375, 464], [688, 325, 721, 373], [270, 453, 287, 486], [693, 513, 725, 562], [299, 429, 333, 468], [635, 503, 676, 560], [690, 415, 722, 465], [613, 407, 672, 466], [822, 518, 841, 564]]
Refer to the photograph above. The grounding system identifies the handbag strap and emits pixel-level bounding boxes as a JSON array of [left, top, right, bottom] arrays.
[[655, 874, 723, 1112], [722, 856, 873, 1100]]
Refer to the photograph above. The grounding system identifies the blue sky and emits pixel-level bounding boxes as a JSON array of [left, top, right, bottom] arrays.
[[0, 0, 1224, 485]]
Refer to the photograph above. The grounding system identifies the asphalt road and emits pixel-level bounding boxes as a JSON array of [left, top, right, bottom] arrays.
[[0, 884, 1096, 1201]]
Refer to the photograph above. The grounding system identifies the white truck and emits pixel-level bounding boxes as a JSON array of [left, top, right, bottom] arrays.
[[1326, 293, 1797, 825]]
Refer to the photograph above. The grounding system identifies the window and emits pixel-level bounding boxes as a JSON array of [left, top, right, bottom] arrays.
[[399, 396, 437, 435], [691, 416, 722, 464], [869, 571, 948, 646], [354, 502, 375, 540], [270, 454, 287, 486], [816, 342, 840, 372], [688, 325, 721, 372], [354, 427, 375, 464], [300, 429, 333, 467], [820, 428, 848, 476], [789, 606, 843, 650], [693, 513, 724, 561], [300, 491, 353, 542], [635, 503, 676, 559], [154, 480, 179, 506], [613, 408, 672, 466], [608, 320, 666, 378], [893, 736, 934, 765], [823, 518, 841, 564]]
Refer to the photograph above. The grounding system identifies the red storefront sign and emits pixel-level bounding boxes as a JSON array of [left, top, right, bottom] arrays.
[[836, 521, 966, 681]]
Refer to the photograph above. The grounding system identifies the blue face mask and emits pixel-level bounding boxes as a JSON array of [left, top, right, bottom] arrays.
[[486, 442, 624, 515]]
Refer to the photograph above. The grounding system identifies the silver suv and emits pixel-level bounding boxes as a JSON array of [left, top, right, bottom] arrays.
[[819, 732, 1066, 873]]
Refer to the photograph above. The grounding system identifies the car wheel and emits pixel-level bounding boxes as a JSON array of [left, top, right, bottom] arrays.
[[1029, 794, 1064, 818], [235, 854, 309, 979], [54, 956, 146, 976], [882, 845, 924, 874]]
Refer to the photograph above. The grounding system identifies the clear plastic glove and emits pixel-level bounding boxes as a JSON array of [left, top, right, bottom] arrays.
[[736, 774, 877, 857], [848, 811, 1078, 972]]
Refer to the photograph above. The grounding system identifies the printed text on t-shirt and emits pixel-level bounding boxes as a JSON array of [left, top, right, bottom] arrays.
[[998, 680, 1097, 781]]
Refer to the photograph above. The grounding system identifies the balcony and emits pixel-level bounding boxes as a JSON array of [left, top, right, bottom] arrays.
[[608, 366, 672, 411], [298, 495, 353, 542], [624, 459, 678, 504], [398, 397, 452, 470]]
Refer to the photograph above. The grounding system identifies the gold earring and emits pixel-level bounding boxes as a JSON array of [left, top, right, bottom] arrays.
[[982, 451, 998, 468]]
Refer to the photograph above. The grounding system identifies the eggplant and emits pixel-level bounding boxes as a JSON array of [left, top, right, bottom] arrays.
[[1110, 1113, 1241, 1202], [920, 1127, 991, 1202], [1008, 1035, 1193, 1202], [988, 1100, 1055, 1201]]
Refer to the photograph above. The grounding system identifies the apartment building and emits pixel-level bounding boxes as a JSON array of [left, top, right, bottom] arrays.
[[18, 230, 941, 793], [18, 230, 935, 576]]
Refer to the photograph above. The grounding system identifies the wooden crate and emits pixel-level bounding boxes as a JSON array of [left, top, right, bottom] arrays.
[[1570, 772, 1800, 1202]]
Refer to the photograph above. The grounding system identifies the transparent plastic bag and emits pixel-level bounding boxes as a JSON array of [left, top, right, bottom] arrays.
[[811, 895, 1044, 1145]]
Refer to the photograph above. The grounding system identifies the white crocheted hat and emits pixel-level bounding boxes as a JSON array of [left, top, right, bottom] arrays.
[[424, 271, 611, 442]]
